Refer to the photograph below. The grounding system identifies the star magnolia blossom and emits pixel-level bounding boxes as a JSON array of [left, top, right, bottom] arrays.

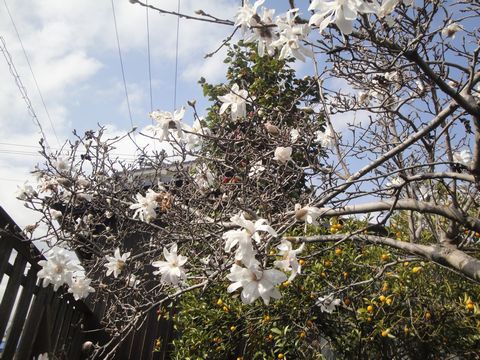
[[273, 9, 313, 62], [68, 277, 95, 300], [442, 21, 463, 39], [152, 243, 188, 285], [15, 181, 36, 200], [295, 204, 323, 225], [316, 294, 342, 313], [146, 107, 185, 141], [224, 213, 277, 266], [104, 248, 131, 278], [453, 149, 472, 167], [37, 248, 82, 291], [235, 0, 265, 34], [193, 164, 215, 189], [218, 84, 250, 121], [309, 0, 377, 35], [183, 118, 210, 150], [314, 128, 335, 148], [129, 189, 160, 222], [227, 263, 287, 305], [244, 7, 277, 57], [273, 146, 292, 163], [274, 240, 305, 281]]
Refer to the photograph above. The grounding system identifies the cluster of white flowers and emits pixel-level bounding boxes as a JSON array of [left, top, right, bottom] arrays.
[[152, 243, 188, 285], [37, 247, 94, 301], [235, 0, 419, 63], [129, 188, 162, 222], [316, 294, 342, 313], [223, 212, 307, 305], [145, 107, 210, 150], [235, 2, 312, 62]]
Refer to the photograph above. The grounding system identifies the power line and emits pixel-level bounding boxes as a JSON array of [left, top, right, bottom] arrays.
[[0, 35, 51, 149], [173, 0, 181, 111], [3, 0, 60, 147], [111, 0, 135, 130], [146, 0, 153, 113]]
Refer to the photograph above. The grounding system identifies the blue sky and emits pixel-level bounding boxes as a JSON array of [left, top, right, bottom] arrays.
[[0, 0, 316, 227]]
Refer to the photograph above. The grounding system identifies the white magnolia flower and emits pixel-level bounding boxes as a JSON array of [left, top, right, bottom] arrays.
[[235, 0, 265, 34], [49, 209, 63, 221], [227, 263, 287, 305], [273, 146, 292, 163], [377, 0, 399, 18], [104, 248, 131, 278], [68, 277, 95, 300], [442, 21, 463, 39], [386, 176, 403, 188], [35, 353, 49, 360], [244, 7, 277, 57], [129, 189, 160, 222], [248, 161, 266, 177], [15, 181, 37, 200], [183, 118, 210, 150], [316, 294, 342, 313], [290, 128, 300, 143], [453, 149, 472, 167], [146, 108, 185, 141], [152, 243, 188, 285], [274, 240, 305, 281], [295, 204, 323, 225], [273, 9, 313, 62], [314, 128, 334, 148], [223, 228, 258, 266], [193, 164, 215, 189], [37, 176, 59, 194], [309, 0, 377, 35], [231, 212, 277, 242], [55, 157, 70, 173], [218, 84, 250, 121], [37, 248, 82, 291], [76, 177, 90, 188]]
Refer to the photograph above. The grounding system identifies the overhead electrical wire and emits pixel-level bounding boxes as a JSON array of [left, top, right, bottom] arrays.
[[173, 0, 181, 111], [146, 0, 153, 113], [111, 0, 135, 131], [3, 0, 61, 147], [0, 35, 51, 150]]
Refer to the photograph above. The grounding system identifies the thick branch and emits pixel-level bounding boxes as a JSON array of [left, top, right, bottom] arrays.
[[286, 234, 480, 283], [315, 199, 480, 232]]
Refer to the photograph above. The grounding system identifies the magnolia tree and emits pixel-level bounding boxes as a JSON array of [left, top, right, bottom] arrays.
[[15, 0, 480, 358]]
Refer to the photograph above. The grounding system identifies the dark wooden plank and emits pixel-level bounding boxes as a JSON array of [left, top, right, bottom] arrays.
[[129, 315, 148, 360], [64, 310, 80, 354], [0, 238, 12, 285], [141, 309, 158, 360], [15, 286, 52, 360], [54, 302, 74, 355], [51, 294, 68, 348], [0, 254, 27, 340], [68, 313, 85, 360], [2, 266, 38, 358]]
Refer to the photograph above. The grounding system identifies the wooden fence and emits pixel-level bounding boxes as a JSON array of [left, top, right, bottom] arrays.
[[0, 207, 173, 360]]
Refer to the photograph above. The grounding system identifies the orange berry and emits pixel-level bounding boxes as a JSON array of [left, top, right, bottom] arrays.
[[386, 298, 393, 306], [381, 329, 390, 337], [344, 298, 351, 306], [367, 305, 374, 313], [278, 354, 284, 359], [467, 303, 474, 311], [230, 326, 237, 331], [216, 298, 223, 306], [299, 259, 305, 266], [299, 331, 306, 339], [335, 248, 342, 256], [381, 254, 390, 262], [412, 266, 422, 274], [425, 311, 432, 320], [379, 295, 386, 302]]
